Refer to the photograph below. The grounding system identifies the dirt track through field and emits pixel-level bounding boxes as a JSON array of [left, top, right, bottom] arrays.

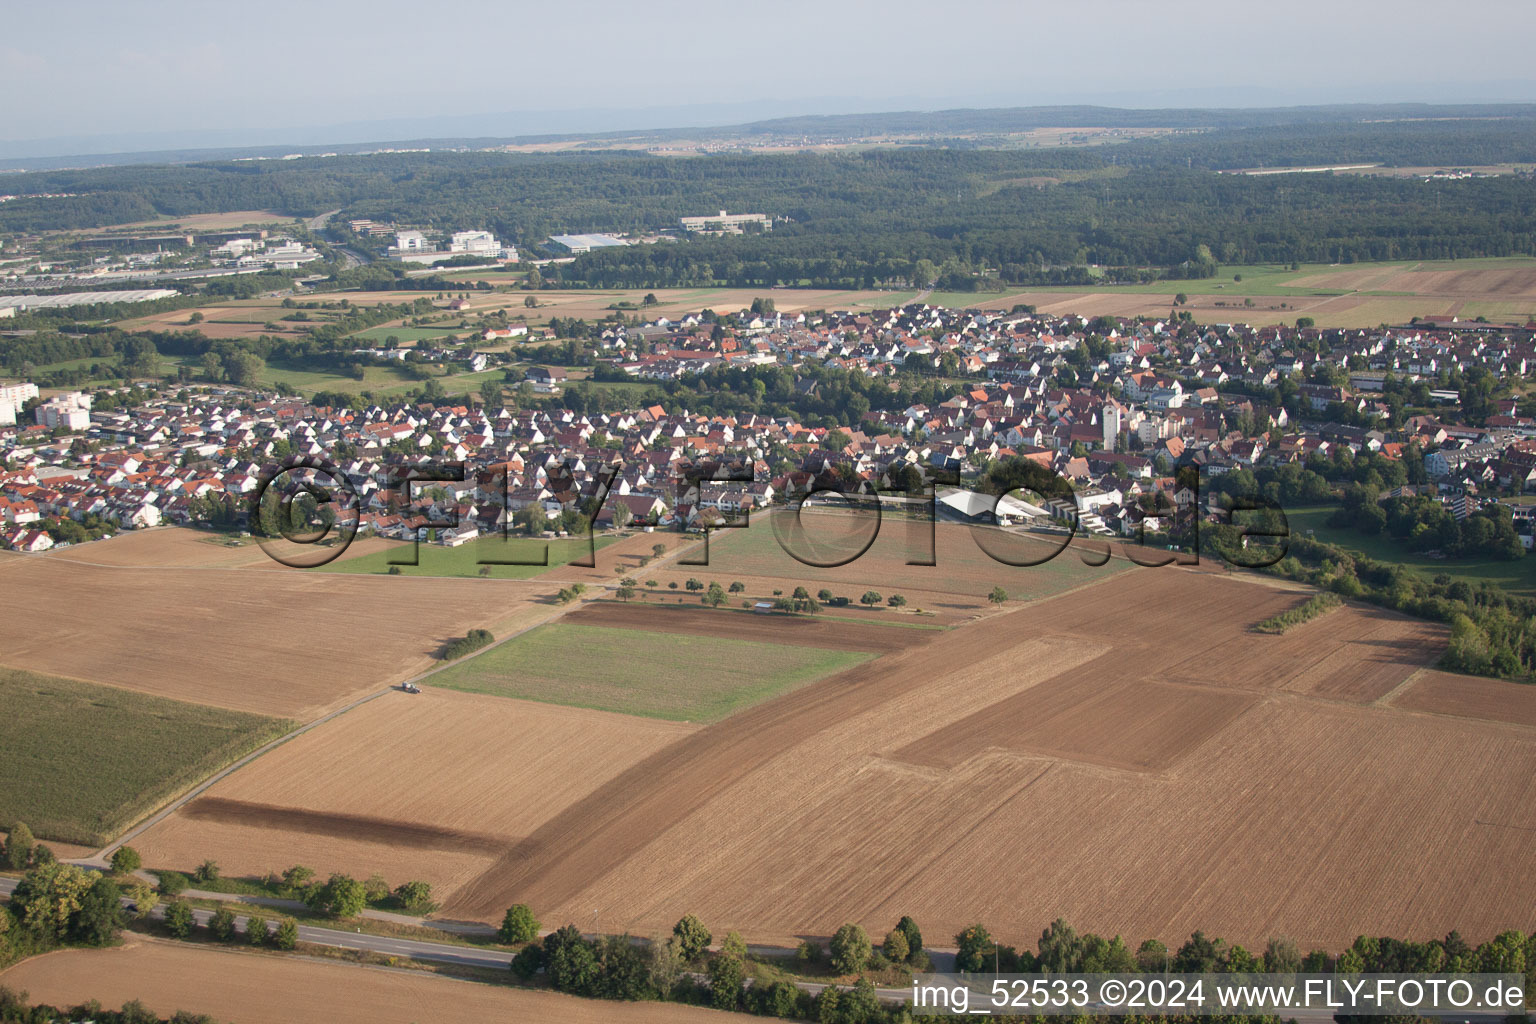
[[564, 601, 937, 651]]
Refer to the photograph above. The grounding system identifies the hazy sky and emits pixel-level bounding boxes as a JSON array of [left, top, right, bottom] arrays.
[[6, 0, 1535, 155]]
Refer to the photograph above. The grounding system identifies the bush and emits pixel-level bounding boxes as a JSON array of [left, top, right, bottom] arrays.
[[499, 903, 541, 944], [363, 873, 390, 904], [157, 870, 189, 896], [442, 628, 494, 660], [193, 859, 219, 884], [392, 880, 436, 914], [1254, 591, 1342, 633]]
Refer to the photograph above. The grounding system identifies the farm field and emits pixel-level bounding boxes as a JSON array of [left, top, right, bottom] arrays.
[[427, 620, 875, 720], [130, 689, 697, 899], [0, 668, 289, 846], [439, 568, 1536, 953], [927, 257, 1536, 328], [566, 600, 943, 649], [648, 510, 1128, 618], [1390, 669, 1536, 728], [0, 555, 541, 717], [41, 528, 400, 570], [0, 939, 762, 1024], [1285, 505, 1536, 596], [320, 532, 619, 579]]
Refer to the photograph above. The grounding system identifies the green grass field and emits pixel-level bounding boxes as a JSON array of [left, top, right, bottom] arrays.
[[320, 532, 618, 578], [1285, 505, 1536, 597], [348, 325, 470, 344], [0, 669, 292, 846], [427, 621, 873, 721]]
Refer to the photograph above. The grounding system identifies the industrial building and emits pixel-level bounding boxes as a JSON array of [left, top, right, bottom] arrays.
[[548, 233, 629, 255]]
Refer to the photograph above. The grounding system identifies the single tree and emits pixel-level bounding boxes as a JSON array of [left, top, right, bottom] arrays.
[[829, 922, 872, 974], [499, 904, 541, 944], [209, 905, 238, 942], [163, 900, 195, 939], [672, 913, 712, 961], [897, 916, 924, 961], [109, 846, 142, 875], [272, 917, 299, 950], [246, 913, 271, 945], [3, 822, 34, 870], [883, 928, 910, 963], [708, 952, 745, 1011], [888, 594, 907, 608], [988, 586, 1008, 605], [860, 590, 883, 606]]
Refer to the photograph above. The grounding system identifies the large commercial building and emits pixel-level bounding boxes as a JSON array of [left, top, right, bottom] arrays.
[[548, 233, 629, 255], [679, 210, 770, 234]]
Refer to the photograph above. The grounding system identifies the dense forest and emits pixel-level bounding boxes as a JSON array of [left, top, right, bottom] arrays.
[[4, 114, 1534, 289]]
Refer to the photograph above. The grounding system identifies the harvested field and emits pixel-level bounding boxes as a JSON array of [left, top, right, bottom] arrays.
[[894, 672, 1254, 772], [130, 688, 696, 896], [565, 601, 938, 651], [427, 621, 874, 720], [40, 527, 396, 570], [0, 557, 542, 717], [651, 510, 1124, 616], [320, 533, 618, 580], [0, 939, 761, 1024], [439, 569, 1532, 952], [0, 668, 289, 846], [1391, 669, 1536, 727]]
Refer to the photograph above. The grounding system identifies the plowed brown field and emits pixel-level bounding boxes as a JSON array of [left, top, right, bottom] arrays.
[[0, 557, 540, 717], [131, 689, 696, 894], [0, 939, 760, 1024], [1391, 669, 1536, 727], [434, 569, 1536, 952]]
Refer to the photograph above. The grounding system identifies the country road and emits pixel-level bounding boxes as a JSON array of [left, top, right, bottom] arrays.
[[0, 877, 1502, 1024]]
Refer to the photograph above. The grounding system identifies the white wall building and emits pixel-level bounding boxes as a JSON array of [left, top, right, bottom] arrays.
[[35, 391, 92, 431], [0, 382, 39, 425]]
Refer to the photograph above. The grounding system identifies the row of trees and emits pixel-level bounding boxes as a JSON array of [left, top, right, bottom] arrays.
[[950, 917, 1535, 981]]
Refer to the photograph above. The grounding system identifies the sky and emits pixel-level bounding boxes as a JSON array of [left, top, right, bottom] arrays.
[[6, 0, 1535, 157]]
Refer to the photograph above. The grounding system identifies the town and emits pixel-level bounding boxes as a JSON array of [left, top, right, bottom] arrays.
[[2, 300, 1533, 559]]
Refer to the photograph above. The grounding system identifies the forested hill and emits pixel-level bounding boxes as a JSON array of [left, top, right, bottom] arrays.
[[3, 112, 1534, 289]]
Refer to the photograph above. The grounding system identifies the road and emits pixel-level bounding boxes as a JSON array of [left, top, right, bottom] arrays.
[[0, 878, 1506, 1023]]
